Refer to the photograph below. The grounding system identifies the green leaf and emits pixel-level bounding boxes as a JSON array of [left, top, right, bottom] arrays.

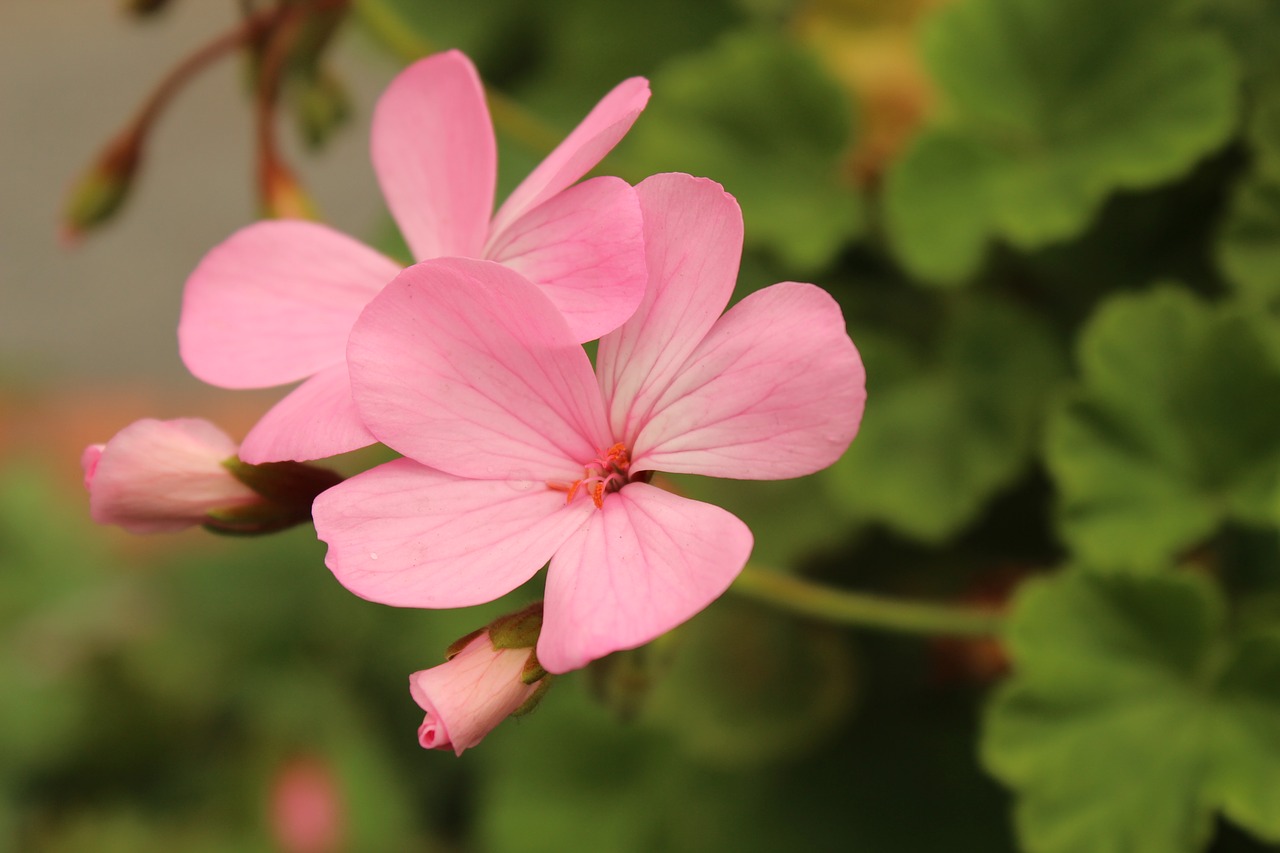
[[642, 598, 858, 766], [621, 29, 863, 272], [885, 0, 1238, 284], [1046, 286, 1280, 568], [1197, 0, 1280, 91], [825, 297, 1065, 542], [353, 0, 533, 66], [1218, 173, 1280, 306], [982, 568, 1280, 853]]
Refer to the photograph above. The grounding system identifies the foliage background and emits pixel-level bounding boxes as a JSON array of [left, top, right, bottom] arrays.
[[2, 0, 1279, 850]]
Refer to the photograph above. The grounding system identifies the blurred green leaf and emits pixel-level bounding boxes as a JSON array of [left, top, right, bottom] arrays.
[[622, 29, 863, 272], [476, 671, 837, 853], [353, 0, 533, 69], [668, 473, 852, 569], [1218, 173, 1280, 306], [643, 598, 857, 766], [982, 568, 1280, 853], [885, 0, 1238, 284], [1197, 0, 1280, 90], [520, 0, 739, 112], [1046, 286, 1280, 568], [825, 297, 1066, 542]]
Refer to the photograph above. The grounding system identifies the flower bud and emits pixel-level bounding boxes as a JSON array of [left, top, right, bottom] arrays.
[[82, 418, 340, 535], [411, 604, 551, 755], [268, 755, 346, 853], [293, 68, 350, 150], [61, 132, 142, 244]]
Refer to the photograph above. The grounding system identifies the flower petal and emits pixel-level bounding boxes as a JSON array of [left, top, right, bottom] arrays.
[[410, 635, 539, 755], [538, 483, 753, 674], [633, 282, 866, 480], [485, 176, 646, 342], [596, 174, 744, 443], [86, 418, 257, 533], [347, 258, 611, 481], [371, 51, 495, 260], [314, 458, 592, 608], [239, 364, 375, 463], [179, 220, 400, 388], [490, 77, 650, 234]]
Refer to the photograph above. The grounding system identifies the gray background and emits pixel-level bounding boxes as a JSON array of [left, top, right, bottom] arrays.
[[1, 1, 396, 390]]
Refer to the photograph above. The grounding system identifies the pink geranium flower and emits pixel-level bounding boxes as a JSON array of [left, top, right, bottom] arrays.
[[82, 418, 261, 533], [411, 629, 543, 756], [313, 173, 867, 674], [178, 50, 649, 464]]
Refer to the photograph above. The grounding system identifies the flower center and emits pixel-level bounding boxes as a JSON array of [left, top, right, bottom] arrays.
[[548, 443, 639, 509]]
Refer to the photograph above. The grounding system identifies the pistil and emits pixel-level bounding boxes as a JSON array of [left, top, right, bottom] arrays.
[[548, 443, 632, 509]]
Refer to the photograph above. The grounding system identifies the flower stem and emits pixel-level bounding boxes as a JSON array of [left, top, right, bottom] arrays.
[[730, 565, 1006, 637]]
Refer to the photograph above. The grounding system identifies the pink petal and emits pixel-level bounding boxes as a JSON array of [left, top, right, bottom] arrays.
[[347, 258, 611, 481], [538, 483, 753, 673], [410, 633, 539, 755], [86, 418, 258, 533], [179, 220, 400, 388], [314, 458, 592, 608], [239, 364, 375, 463], [633, 282, 866, 480], [485, 176, 646, 342], [490, 77, 650, 235], [596, 174, 745, 443], [371, 51, 495, 260]]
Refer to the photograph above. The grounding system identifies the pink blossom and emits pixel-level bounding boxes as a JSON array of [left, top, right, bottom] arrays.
[[268, 756, 346, 853], [178, 50, 650, 464], [313, 173, 867, 674], [411, 630, 542, 755], [82, 418, 261, 533]]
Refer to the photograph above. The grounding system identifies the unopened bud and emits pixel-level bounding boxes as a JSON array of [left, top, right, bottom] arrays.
[[61, 132, 142, 244], [411, 603, 552, 755], [82, 418, 341, 536], [293, 69, 350, 150]]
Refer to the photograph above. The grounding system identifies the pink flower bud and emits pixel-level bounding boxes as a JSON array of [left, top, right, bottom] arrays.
[[82, 418, 261, 533], [410, 629, 546, 756], [268, 755, 346, 853], [82, 417, 342, 535]]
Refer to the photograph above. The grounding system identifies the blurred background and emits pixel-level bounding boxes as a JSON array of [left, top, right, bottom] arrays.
[[3, 0, 1279, 851]]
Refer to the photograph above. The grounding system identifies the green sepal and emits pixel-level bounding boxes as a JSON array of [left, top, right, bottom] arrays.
[[443, 628, 486, 662], [222, 457, 343, 506], [198, 457, 343, 536], [486, 601, 544, 651], [520, 650, 547, 686], [511, 676, 553, 718]]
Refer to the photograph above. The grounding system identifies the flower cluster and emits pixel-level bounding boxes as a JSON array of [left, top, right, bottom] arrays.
[[83, 50, 866, 752]]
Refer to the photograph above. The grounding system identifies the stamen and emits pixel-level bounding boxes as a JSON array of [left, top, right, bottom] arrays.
[[547, 443, 634, 508]]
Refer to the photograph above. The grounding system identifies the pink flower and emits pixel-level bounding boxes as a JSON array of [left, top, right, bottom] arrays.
[[411, 630, 543, 755], [82, 418, 261, 533], [178, 50, 650, 464], [268, 755, 346, 853], [313, 173, 867, 674]]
